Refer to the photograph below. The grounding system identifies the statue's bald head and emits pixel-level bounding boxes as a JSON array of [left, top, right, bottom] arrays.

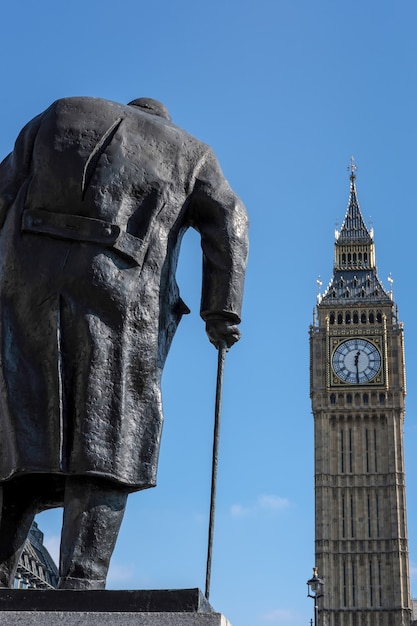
[[128, 98, 171, 121]]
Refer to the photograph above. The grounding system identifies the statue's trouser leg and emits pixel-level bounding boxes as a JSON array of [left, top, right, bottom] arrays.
[[0, 485, 36, 587], [58, 476, 129, 590]]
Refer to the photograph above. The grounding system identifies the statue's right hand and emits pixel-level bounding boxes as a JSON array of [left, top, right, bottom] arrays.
[[205, 318, 241, 349]]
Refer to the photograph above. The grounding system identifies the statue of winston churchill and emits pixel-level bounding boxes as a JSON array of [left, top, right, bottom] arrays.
[[0, 96, 248, 589]]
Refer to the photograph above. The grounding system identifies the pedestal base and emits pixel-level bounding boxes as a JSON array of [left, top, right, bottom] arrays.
[[0, 611, 232, 626], [0, 588, 232, 626]]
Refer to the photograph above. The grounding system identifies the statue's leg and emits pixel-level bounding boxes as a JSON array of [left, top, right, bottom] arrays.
[[58, 476, 128, 590], [0, 483, 36, 587]]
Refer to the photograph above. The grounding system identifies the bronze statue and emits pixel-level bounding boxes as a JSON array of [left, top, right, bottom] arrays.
[[0, 97, 248, 589]]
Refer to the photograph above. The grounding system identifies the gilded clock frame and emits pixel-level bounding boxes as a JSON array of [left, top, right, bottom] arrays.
[[328, 335, 385, 387]]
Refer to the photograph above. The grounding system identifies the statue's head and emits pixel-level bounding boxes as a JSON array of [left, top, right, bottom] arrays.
[[127, 98, 171, 121]]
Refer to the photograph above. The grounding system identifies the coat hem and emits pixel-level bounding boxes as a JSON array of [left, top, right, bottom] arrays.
[[0, 469, 156, 493]]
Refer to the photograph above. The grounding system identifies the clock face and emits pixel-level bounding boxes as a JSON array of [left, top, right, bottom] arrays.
[[332, 338, 381, 384]]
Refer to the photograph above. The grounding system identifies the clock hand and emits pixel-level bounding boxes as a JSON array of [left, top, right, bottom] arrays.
[[355, 350, 360, 383]]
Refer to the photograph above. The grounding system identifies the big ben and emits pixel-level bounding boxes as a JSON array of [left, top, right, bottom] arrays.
[[310, 159, 412, 626]]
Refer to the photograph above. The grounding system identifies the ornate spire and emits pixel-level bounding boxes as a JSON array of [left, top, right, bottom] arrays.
[[320, 159, 391, 304], [337, 157, 373, 244]]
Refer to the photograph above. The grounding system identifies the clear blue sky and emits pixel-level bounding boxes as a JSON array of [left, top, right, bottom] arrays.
[[1, 2, 417, 625]]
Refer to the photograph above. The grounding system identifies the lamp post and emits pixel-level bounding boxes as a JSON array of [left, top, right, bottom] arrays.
[[307, 566, 324, 626]]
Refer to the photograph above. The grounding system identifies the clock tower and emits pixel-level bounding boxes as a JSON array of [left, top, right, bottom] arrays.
[[310, 160, 412, 626]]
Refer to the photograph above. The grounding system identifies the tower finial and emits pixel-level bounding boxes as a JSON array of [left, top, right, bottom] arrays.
[[348, 156, 357, 182], [388, 273, 394, 300], [316, 276, 323, 304]]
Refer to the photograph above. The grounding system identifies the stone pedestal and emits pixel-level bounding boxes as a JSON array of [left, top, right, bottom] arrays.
[[0, 588, 232, 626], [0, 611, 231, 625]]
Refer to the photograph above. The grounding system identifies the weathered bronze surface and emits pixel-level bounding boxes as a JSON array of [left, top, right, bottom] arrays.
[[0, 96, 248, 590]]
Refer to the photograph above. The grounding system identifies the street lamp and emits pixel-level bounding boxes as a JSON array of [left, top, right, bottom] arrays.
[[307, 566, 324, 626]]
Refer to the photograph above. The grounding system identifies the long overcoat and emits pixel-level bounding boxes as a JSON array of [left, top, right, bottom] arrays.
[[0, 97, 248, 491]]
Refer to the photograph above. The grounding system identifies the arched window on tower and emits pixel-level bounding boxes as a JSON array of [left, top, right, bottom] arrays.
[[376, 312, 382, 323], [353, 312, 359, 324], [361, 312, 367, 324], [345, 312, 351, 324], [369, 312, 375, 324], [330, 313, 335, 325], [338, 313, 343, 324]]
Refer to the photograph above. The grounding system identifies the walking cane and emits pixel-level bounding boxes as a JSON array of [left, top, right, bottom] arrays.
[[205, 341, 227, 601]]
